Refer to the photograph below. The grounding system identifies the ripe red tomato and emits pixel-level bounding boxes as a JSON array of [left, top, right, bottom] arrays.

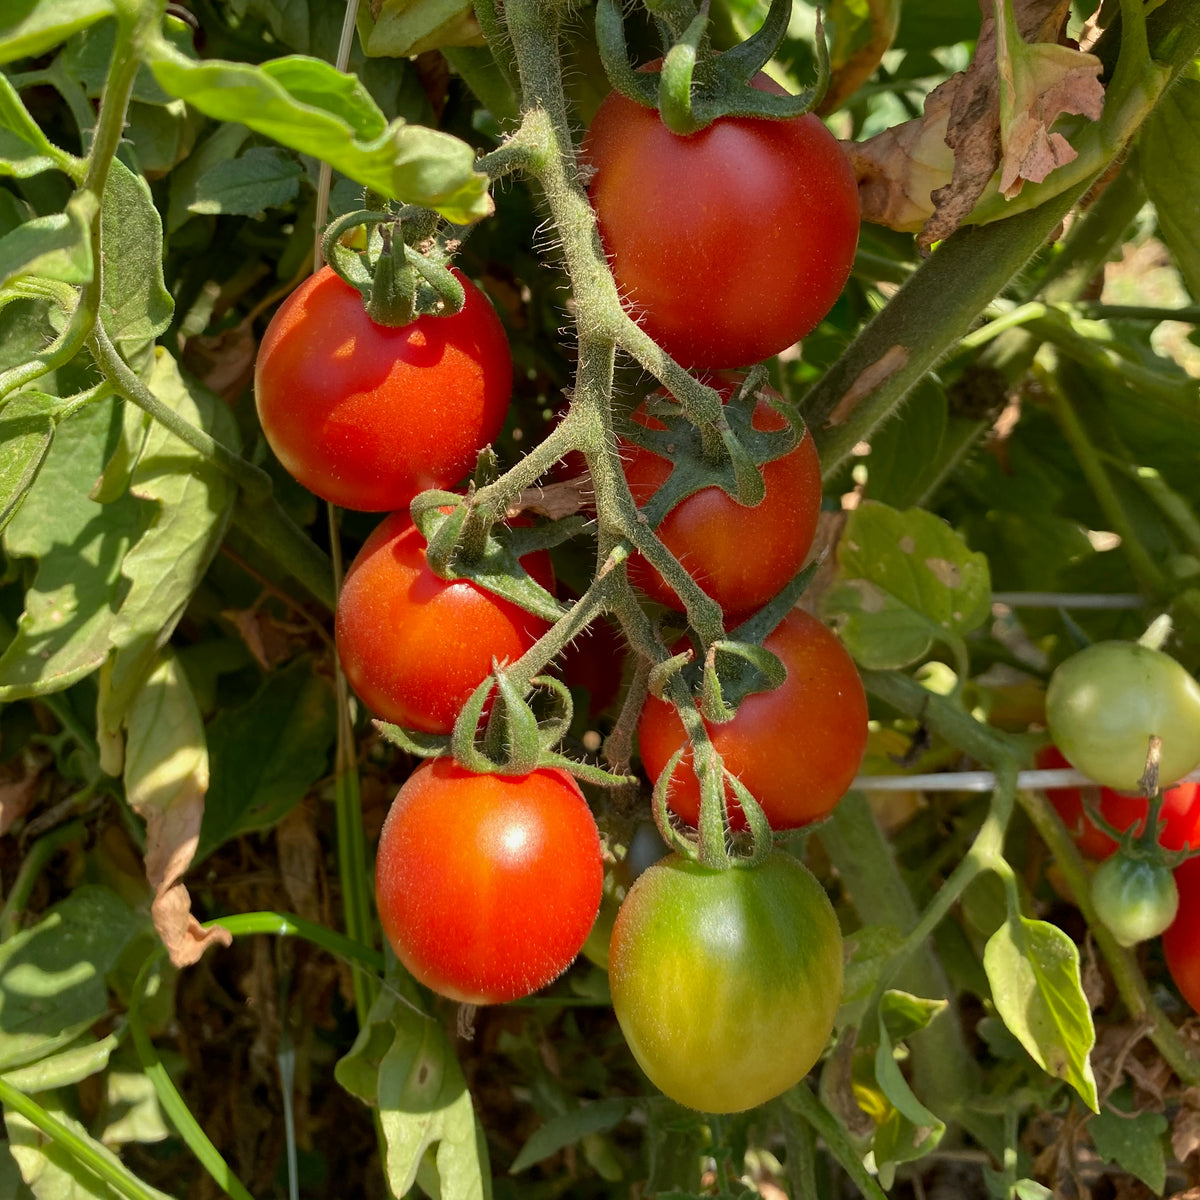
[[637, 608, 867, 830], [375, 760, 603, 1005], [1038, 746, 1200, 859], [335, 513, 554, 734], [1163, 856, 1200, 1014], [609, 850, 842, 1112], [557, 616, 626, 718], [582, 83, 860, 369], [254, 265, 512, 512], [621, 384, 822, 618]]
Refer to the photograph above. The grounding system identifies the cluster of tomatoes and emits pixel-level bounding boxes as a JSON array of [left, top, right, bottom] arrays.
[[1042, 640, 1200, 1003], [252, 79, 868, 1114]]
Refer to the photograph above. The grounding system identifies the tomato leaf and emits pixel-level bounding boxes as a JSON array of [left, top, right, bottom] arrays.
[[147, 44, 491, 225], [1088, 1089, 1168, 1195], [185, 146, 305, 219], [0, 885, 140, 1072], [836, 925, 905, 1033], [99, 158, 174, 371], [1139, 75, 1200, 306], [1, 1033, 119, 1093], [822, 501, 991, 669], [0, 192, 96, 291], [336, 970, 491, 1200], [4, 1094, 176, 1200], [0, 74, 75, 179], [509, 1099, 634, 1173], [871, 1013, 946, 1180], [0, 0, 115, 64], [198, 657, 337, 860], [363, 0, 485, 58], [879, 989, 948, 1043], [983, 915, 1099, 1111], [95, 354, 237, 762], [0, 392, 57, 535]]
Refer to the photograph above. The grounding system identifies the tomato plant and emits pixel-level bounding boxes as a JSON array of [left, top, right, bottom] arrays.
[[582, 82, 860, 369], [557, 615, 626, 717], [254, 265, 513, 512], [608, 850, 842, 1113], [1038, 746, 1200, 858], [1090, 851, 1179, 947], [1045, 641, 1200, 792], [638, 609, 868, 829], [622, 385, 822, 617], [335, 513, 554, 733], [374, 759, 603, 1005]]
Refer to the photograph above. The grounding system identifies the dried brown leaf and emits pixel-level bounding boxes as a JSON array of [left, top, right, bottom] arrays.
[[1174, 1088, 1200, 1164], [0, 755, 41, 836]]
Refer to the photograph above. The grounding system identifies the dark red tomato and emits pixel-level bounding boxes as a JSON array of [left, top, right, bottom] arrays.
[[638, 608, 867, 830], [622, 384, 822, 619], [335, 512, 554, 734], [583, 82, 860, 369], [1163, 856, 1200, 1014], [1038, 745, 1200, 860], [255, 266, 512, 512], [375, 760, 603, 1005], [558, 616, 626, 718]]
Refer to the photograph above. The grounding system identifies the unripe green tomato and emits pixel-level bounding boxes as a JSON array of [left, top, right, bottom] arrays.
[[1090, 853, 1179, 947], [609, 851, 842, 1113], [1045, 641, 1200, 792]]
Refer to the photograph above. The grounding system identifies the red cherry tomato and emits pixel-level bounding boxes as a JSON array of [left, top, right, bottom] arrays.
[[622, 383, 822, 619], [1163, 856, 1200, 1014], [637, 609, 867, 830], [255, 266, 512, 512], [375, 760, 603, 1005], [558, 616, 626, 718], [335, 513, 554, 734], [583, 82, 860, 369], [1038, 745, 1200, 859]]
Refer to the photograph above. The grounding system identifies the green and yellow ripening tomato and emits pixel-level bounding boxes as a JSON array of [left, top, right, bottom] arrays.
[[609, 850, 842, 1113]]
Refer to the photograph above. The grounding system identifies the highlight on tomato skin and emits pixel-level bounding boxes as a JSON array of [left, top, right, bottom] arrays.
[[1038, 745, 1200, 860], [637, 608, 868, 830], [334, 512, 554, 734], [374, 760, 604, 1006], [254, 265, 513, 513], [621, 383, 823, 620]]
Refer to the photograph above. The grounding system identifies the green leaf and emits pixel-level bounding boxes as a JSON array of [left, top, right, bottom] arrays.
[[1088, 1090, 1167, 1194], [165, 121, 252, 233], [509, 1100, 634, 1173], [1141, 75, 1200, 299], [0, 192, 96, 291], [336, 973, 491, 1200], [879, 990, 948, 1043], [0, 75, 73, 179], [99, 158, 174, 371], [94, 354, 237, 761], [0, 397, 144, 698], [871, 1011, 945, 1177], [1013, 1182, 1053, 1200], [822, 501, 991, 669], [187, 146, 304, 218], [836, 925, 905, 1032], [0, 393, 57, 536], [0, 886, 140, 1072], [5, 1095, 174, 1200], [100, 1062, 171, 1146], [147, 45, 491, 224], [198, 657, 337, 860], [1, 1034, 118, 1093], [364, 0, 485, 58], [0, 0, 116, 65], [983, 916, 1098, 1111]]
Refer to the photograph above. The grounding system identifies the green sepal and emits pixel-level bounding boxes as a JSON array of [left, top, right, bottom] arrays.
[[657, 8, 711, 136], [729, 558, 822, 644], [699, 639, 787, 724], [374, 721, 450, 759], [594, 0, 658, 109], [532, 673, 574, 752], [647, 649, 694, 700], [650, 746, 701, 859], [413, 501, 569, 623]]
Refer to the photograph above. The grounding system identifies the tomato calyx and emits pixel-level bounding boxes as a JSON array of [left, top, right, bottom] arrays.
[[319, 205, 467, 328], [594, 0, 829, 134], [624, 371, 803, 517]]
